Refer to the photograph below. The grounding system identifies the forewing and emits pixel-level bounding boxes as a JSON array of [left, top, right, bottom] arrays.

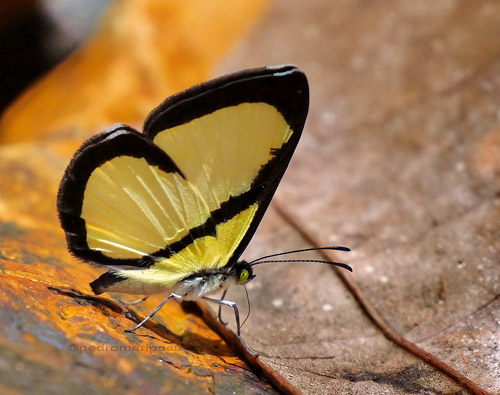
[[144, 65, 309, 264]]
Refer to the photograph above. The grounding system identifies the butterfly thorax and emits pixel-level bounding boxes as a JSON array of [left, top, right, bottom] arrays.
[[176, 261, 255, 301]]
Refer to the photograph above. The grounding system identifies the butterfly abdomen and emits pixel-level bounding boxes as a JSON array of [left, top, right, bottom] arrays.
[[90, 265, 236, 299]]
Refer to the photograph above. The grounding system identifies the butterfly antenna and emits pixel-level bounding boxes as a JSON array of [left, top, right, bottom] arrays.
[[241, 284, 251, 328], [251, 258, 352, 272], [249, 246, 350, 265]]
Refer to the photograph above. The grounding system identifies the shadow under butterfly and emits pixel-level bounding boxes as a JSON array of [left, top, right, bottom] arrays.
[[57, 65, 352, 339]]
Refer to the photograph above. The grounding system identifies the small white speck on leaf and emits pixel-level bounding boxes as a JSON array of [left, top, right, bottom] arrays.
[[272, 298, 283, 308], [322, 304, 333, 312]]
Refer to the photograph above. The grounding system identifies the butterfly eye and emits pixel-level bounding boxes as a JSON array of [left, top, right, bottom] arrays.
[[238, 269, 250, 284]]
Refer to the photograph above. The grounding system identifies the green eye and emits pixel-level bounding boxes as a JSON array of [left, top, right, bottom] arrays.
[[238, 269, 249, 284]]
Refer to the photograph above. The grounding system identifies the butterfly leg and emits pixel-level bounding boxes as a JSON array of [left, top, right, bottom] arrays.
[[204, 296, 259, 357], [217, 290, 228, 326], [203, 296, 241, 336], [125, 293, 182, 333]]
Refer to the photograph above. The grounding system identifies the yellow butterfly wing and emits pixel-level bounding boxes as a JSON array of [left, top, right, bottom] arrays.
[[57, 65, 309, 295]]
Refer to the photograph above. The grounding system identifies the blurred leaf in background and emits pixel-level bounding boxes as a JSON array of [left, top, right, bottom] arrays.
[[0, 0, 109, 115]]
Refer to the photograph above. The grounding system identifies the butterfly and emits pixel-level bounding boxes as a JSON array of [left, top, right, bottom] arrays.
[[57, 65, 351, 336]]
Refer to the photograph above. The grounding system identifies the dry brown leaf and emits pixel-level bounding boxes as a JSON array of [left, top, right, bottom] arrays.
[[218, 0, 500, 393]]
